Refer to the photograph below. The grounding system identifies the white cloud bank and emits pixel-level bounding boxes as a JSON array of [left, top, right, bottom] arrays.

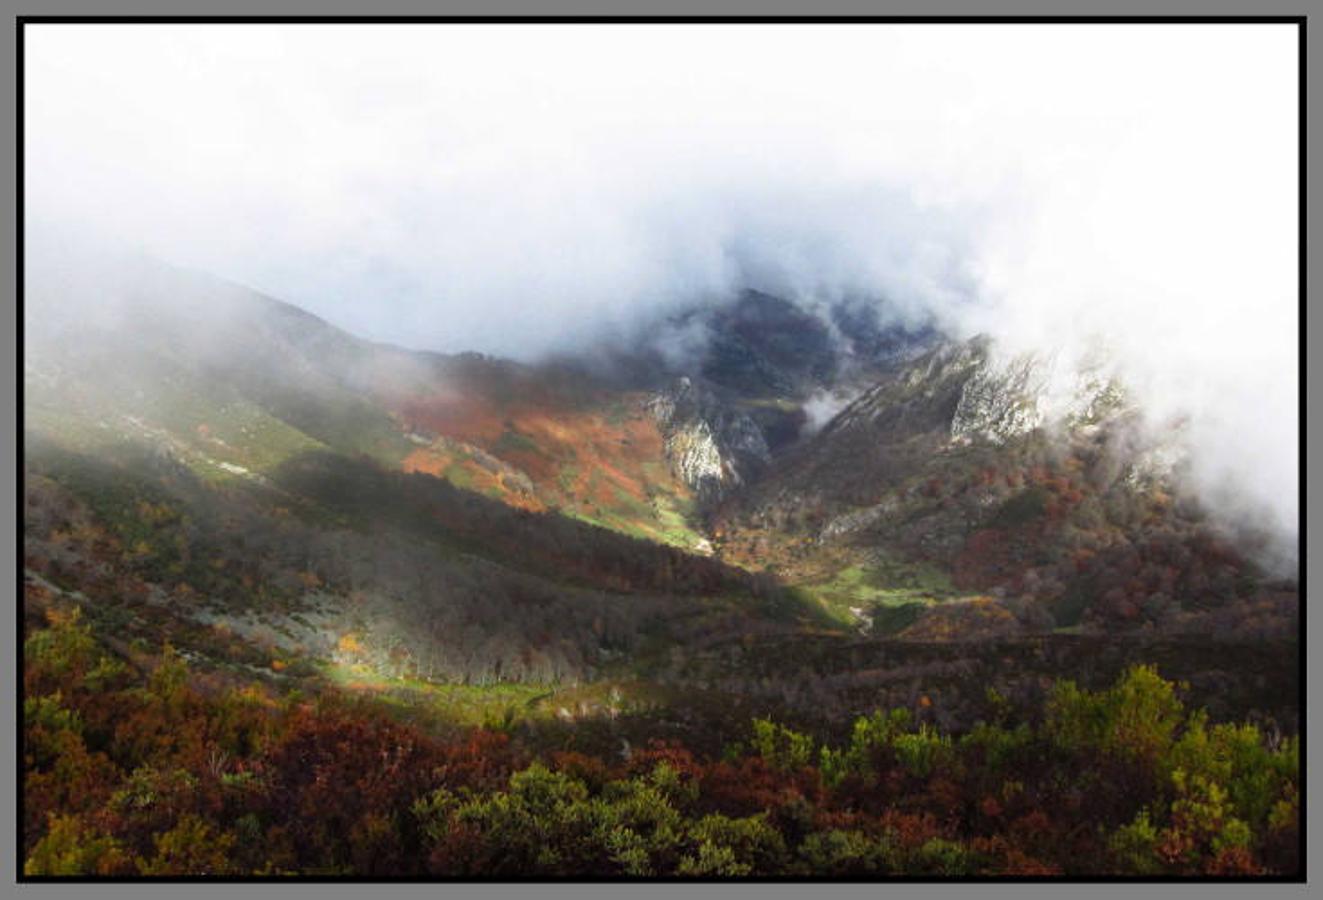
[[24, 23, 1300, 560]]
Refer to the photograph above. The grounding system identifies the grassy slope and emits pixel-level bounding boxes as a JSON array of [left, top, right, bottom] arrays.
[[384, 361, 709, 551], [798, 554, 969, 631]]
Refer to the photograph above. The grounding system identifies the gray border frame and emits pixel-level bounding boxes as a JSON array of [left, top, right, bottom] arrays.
[[5, 4, 1314, 900]]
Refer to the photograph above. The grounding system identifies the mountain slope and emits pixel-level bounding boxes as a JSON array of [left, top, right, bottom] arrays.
[[25, 251, 717, 551], [712, 337, 1297, 638], [24, 252, 843, 695]]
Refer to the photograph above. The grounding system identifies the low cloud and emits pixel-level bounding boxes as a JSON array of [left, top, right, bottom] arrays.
[[801, 388, 864, 437], [24, 23, 1299, 564]]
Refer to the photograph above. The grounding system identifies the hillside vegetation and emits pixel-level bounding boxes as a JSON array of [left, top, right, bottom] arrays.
[[23, 606, 1298, 876], [22, 257, 1299, 878]]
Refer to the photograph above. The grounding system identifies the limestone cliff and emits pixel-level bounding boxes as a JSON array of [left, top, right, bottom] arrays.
[[646, 376, 770, 504]]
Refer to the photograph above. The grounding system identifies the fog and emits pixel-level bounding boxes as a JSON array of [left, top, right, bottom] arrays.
[[25, 24, 1299, 560]]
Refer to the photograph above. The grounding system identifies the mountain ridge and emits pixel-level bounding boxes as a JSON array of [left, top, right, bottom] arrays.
[[24, 248, 1296, 667]]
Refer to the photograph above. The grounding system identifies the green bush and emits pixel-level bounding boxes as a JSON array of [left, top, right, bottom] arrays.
[[797, 829, 896, 875], [1046, 664, 1182, 766], [681, 813, 787, 874], [960, 722, 1032, 772], [25, 814, 132, 876], [908, 838, 973, 876], [893, 726, 954, 779], [821, 708, 914, 786], [751, 718, 815, 773], [1108, 809, 1163, 875]]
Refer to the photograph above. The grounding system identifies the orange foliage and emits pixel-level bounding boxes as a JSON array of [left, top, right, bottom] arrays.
[[387, 373, 685, 535]]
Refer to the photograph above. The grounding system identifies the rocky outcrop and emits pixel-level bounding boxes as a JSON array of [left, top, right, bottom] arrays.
[[736, 333, 1173, 551], [646, 376, 770, 504], [950, 344, 1129, 445], [821, 337, 987, 441], [817, 333, 1131, 449], [949, 353, 1046, 444], [819, 497, 901, 541]]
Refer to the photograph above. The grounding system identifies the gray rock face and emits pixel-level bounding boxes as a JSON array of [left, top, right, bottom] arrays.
[[819, 496, 900, 541], [646, 376, 770, 504], [949, 344, 1130, 445], [823, 338, 988, 439], [934, 338, 1190, 491], [949, 352, 1047, 444]]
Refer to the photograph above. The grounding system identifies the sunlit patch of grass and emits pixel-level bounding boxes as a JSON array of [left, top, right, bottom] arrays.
[[318, 660, 556, 727], [797, 554, 966, 628], [525, 679, 678, 719], [650, 492, 706, 549], [165, 399, 328, 474], [557, 483, 709, 553], [442, 461, 475, 490], [733, 393, 803, 411]]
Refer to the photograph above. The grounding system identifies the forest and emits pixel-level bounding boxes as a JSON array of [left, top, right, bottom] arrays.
[[23, 604, 1299, 877]]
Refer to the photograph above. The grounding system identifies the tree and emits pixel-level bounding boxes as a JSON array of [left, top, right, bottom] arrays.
[[24, 814, 134, 876], [136, 815, 237, 876]]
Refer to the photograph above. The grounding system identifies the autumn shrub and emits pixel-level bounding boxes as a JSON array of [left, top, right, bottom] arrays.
[[21, 612, 1299, 878]]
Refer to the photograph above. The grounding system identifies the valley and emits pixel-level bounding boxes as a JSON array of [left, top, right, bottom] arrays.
[[21, 255, 1300, 877]]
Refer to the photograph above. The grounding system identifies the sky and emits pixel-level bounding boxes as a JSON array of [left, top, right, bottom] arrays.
[[24, 23, 1300, 557]]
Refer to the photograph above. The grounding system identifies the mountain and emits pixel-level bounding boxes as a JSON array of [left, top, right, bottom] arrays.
[[25, 248, 1295, 662], [22, 250, 1299, 878], [25, 253, 839, 694], [561, 288, 941, 457], [712, 336, 1296, 640], [26, 250, 727, 548]]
